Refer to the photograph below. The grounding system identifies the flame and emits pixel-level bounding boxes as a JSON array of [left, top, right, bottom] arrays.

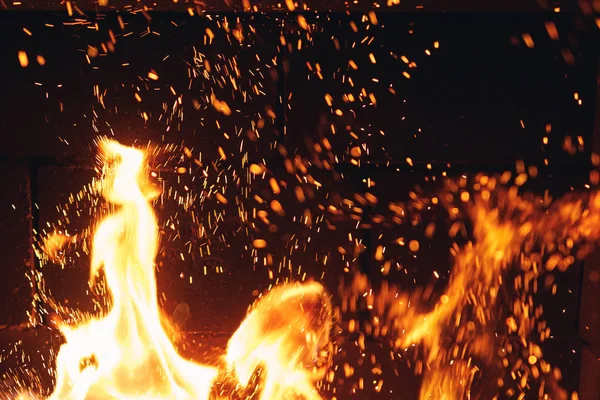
[[7, 140, 590, 400], [47, 140, 218, 399], [225, 282, 331, 400], [345, 182, 600, 399], [26, 140, 330, 400]]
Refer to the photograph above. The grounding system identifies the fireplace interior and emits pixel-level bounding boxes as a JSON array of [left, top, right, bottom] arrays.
[[0, 1, 599, 399]]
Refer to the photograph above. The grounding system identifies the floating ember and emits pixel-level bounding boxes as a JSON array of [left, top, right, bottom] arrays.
[[12, 140, 331, 400], [4, 137, 596, 400]]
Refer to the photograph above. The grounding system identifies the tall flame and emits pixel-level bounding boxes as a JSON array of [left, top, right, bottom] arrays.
[[9, 139, 588, 400], [31, 140, 330, 400], [49, 140, 218, 399]]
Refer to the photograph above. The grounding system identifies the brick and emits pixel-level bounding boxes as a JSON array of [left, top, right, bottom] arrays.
[[580, 249, 600, 348], [578, 250, 600, 399], [578, 345, 600, 399], [0, 165, 34, 327]]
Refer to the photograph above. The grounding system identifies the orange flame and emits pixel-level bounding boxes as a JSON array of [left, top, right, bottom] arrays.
[[225, 282, 331, 399], [22, 140, 331, 400], [12, 140, 587, 400], [48, 140, 218, 399], [345, 182, 600, 399]]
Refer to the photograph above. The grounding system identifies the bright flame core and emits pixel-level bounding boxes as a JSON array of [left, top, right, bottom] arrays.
[[11, 139, 586, 400], [225, 282, 331, 400], [38, 140, 331, 400]]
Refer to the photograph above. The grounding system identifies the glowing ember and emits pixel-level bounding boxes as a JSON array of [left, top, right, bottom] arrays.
[[15, 140, 331, 400], [343, 178, 600, 400], [1, 10, 594, 400], [4, 139, 593, 400]]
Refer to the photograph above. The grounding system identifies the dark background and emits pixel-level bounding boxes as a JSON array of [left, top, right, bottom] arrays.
[[0, 2, 599, 399]]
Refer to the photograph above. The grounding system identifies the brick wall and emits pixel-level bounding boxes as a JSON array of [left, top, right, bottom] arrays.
[[0, 10, 598, 398]]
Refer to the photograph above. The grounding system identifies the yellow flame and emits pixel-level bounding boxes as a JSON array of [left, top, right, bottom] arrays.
[[225, 282, 331, 400], [23, 139, 331, 400], [48, 140, 217, 399]]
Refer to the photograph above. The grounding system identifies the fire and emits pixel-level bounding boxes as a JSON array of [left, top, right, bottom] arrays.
[[17, 140, 330, 400], [5, 140, 591, 400], [344, 180, 600, 399], [47, 140, 218, 399], [225, 282, 331, 400]]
